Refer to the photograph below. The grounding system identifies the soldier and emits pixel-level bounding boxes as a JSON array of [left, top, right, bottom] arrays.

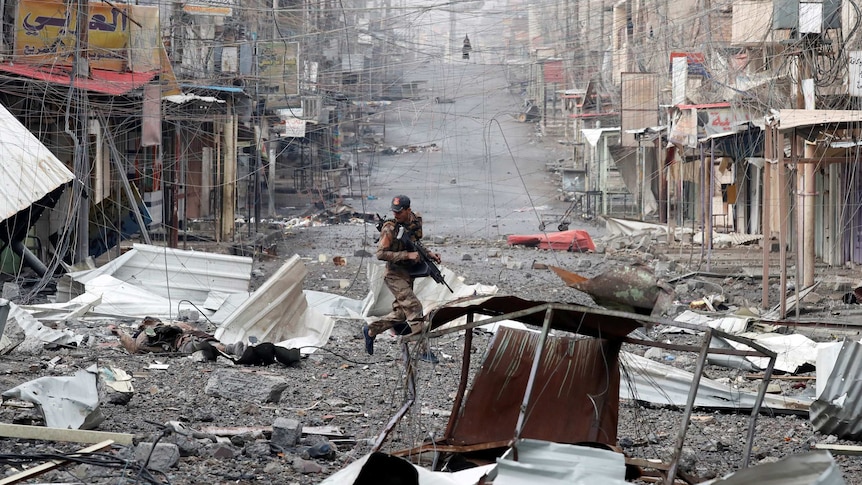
[[108, 316, 245, 360], [363, 195, 441, 362]]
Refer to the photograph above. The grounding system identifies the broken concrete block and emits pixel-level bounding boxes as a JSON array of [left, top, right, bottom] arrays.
[[505, 260, 523, 270], [135, 442, 180, 472], [293, 457, 323, 474], [208, 443, 238, 459], [575, 259, 591, 270], [271, 417, 303, 449], [204, 369, 289, 403], [654, 261, 676, 278], [644, 347, 663, 360], [174, 434, 207, 457], [608, 239, 626, 251], [243, 440, 272, 458], [675, 282, 691, 295], [487, 248, 501, 258], [2, 283, 19, 300]]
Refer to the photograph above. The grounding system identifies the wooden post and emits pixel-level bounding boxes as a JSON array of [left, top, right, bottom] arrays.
[[762, 126, 773, 309]]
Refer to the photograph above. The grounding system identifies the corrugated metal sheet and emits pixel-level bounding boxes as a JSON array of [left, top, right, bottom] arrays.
[[490, 439, 629, 485], [699, 450, 845, 485], [215, 255, 335, 352], [0, 102, 73, 222], [621, 352, 811, 412], [810, 339, 862, 438], [446, 326, 620, 446], [63, 243, 253, 305]]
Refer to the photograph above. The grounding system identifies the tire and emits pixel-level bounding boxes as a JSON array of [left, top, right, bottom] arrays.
[[538, 223, 546, 231], [558, 223, 569, 231]]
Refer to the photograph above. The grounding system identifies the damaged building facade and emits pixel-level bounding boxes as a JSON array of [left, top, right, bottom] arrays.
[[517, 0, 862, 288], [0, 0, 401, 280]]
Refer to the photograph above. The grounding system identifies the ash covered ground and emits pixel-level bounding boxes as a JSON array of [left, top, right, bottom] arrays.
[[0, 218, 860, 484]]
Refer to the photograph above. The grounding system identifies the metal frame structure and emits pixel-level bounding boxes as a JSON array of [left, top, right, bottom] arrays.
[[373, 296, 778, 485]]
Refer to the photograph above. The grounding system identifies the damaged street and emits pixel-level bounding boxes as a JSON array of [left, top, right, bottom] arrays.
[[1, 34, 862, 485], [0, 219, 861, 484]]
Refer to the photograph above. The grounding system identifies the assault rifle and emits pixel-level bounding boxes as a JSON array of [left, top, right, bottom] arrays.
[[376, 214, 453, 293]]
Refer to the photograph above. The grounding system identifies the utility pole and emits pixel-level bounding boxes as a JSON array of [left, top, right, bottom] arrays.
[[253, 33, 261, 234], [72, 0, 90, 262]]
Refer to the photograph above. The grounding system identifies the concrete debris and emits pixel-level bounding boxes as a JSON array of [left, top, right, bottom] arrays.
[[203, 369, 289, 403], [271, 417, 303, 450], [134, 442, 181, 472]]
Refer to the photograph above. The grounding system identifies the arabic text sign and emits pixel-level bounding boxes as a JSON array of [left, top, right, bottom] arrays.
[[15, 0, 130, 71]]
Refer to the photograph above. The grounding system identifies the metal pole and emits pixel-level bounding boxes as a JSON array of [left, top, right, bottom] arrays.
[[762, 126, 773, 309], [780, 131, 789, 319], [742, 351, 777, 468], [665, 330, 711, 485], [72, 0, 90, 262], [513, 308, 554, 441]]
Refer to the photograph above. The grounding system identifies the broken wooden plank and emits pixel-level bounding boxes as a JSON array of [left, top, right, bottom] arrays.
[[814, 443, 862, 456], [0, 423, 134, 445], [0, 440, 114, 485], [198, 424, 346, 438]]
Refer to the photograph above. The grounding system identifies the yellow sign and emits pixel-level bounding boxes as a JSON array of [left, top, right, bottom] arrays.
[[15, 0, 131, 71]]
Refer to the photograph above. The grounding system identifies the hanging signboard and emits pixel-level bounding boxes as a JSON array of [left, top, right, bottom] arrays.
[[669, 52, 706, 76], [259, 41, 299, 98], [15, 0, 133, 71], [850, 51, 862, 97], [183, 0, 236, 16]]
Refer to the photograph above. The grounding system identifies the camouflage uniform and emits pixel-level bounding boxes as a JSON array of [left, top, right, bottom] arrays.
[[113, 317, 222, 354], [368, 213, 426, 337]]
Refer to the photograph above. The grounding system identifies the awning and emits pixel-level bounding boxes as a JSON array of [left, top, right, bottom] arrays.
[[0, 63, 158, 95], [180, 84, 246, 94]]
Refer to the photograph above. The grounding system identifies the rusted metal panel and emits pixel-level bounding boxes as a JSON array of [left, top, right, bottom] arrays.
[[445, 326, 620, 447], [427, 296, 643, 340]]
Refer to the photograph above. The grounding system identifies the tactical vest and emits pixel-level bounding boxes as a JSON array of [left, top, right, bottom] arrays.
[[382, 213, 423, 252]]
